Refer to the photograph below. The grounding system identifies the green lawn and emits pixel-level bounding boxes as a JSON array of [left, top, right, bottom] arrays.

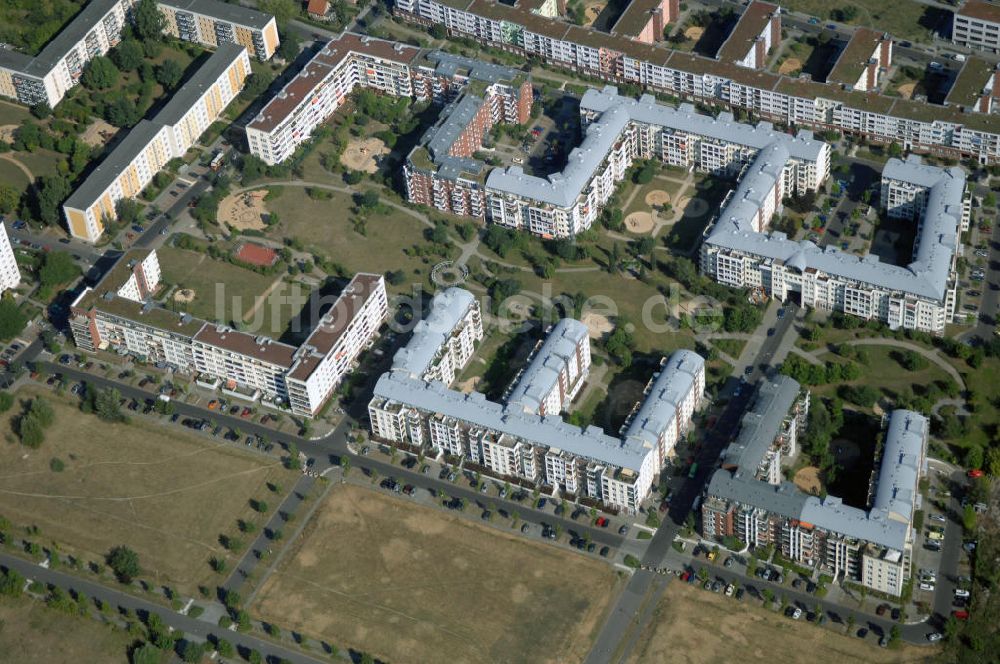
[[156, 246, 286, 335], [811, 345, 954, 403], [777, 0, 939, 44], [711, 338, 747, 359], [0, 100, 31, 127], [0, 158, 31, 190], [11, 149, 63, 180]]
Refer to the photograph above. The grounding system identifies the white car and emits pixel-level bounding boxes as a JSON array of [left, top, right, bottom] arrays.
[[955, 589, 971, 599], [791, 607, 802, 620], [927, 632, 943, 642], [930, 514, 947, 523], [920, 582, 936, 591], [725, 584, 735, 597]]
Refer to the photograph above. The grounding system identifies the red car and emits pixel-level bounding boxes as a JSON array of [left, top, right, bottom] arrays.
[[680, 571, 691, 582], [968, 469, 985, 478], [595, 517, 609, 528], [241, 407, 251, 418], [952, 610, 969, 621]]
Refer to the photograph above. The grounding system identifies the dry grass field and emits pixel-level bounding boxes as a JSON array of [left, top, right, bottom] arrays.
[[629, 582, 930, 664], [253, 485, 623, 664], [0, 388, 296, 595], [0, 596, 132, 663]]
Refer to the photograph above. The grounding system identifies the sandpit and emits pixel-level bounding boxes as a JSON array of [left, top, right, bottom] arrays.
[[219, 189, 269, 231], [457, 376, 480, 394], [582, 312, 614, 340], [645, 190, 670, 207], [625, 211, 655, 234], [793, 466, 823, 495], [0, 125, 16, 143], [778, 57, 802, 75], [340, 137, 389, 174], [81, 118, 118, 148], [676, 196, 692, 211], [897, 82, 917, 100], [684, 26, 704, 41], [173, 288, 196, 304]]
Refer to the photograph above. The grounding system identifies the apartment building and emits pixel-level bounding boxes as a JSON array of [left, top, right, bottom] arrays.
[[506, 319, 590, 415], [159, 0, 279, 60], [395, 0, 1000, 163], [62, 44, 250, 241], [484, 86, 828, 238], [610, 0, 679, 44], [703, 381, 927, 597], [391, 287, 483, 385], [953, 0, 1000, 53], [246, 33, 421, 165], [827, 28, 893, 92], [945, 57, 1000, 114], [0, 0, 274, 108], [68, 249, 387, 416], [702, 144, 966, 335], [715, 1, 780, 70], [0, 222, 22, 296], [368, 289, 704, 513]]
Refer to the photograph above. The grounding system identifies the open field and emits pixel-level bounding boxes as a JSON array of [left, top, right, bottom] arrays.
[[629, 581, 927, 664], [812, 345, 954, 402], [776, 0, 939, 44], [0, 101, 31, 127], [11, 149, 63, 180], [0, 596, 132, 664], [253, 485, 622, 664], [0, 387, 296, 595], [0, 158, 32, 190], [156, 246, 289, 335]]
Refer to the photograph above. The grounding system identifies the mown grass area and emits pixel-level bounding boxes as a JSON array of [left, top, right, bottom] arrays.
[[811, 345, 954, 401], [11, 149, 63, 180], [0, 100, 31, 126], [711, 338, 747, 359], [777, 0, 943, 43], [0, 158, 31, 190], [0, 595, 133, 664]]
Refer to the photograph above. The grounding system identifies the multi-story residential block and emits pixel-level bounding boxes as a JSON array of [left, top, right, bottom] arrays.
[[703, 379, 926, 597], [715, 1, 780, 70], [0, 0, 274, 108], [395, 0, 1000, 163], [484, 86, 828, 238], [391, 287, 483, 385], [68, 249, 387, 416], [506, 319, 590, 415], [159, 0, 279, 60], [702, 144, 967, 335], [826, 28, 893, 92], [246, 33, 421, 165], [610, 0, 679, 44], [368, 289, 704, 513], [0, 222, 22, 296], [945, 57, 1000, 114], [953, 0, 1000, 53], [62, 44, 250, 241]]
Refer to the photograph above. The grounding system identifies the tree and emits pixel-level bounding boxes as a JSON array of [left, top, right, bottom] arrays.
[[28, 398, 54, 428], [965, 444, 984, 471], [131, 643, 161, 664], [277, 27, 301, 61], [134, 0, 165, 42], [243, 71, 274, 98], [107, 545, 141, 583], [260, 0, 298, 24], [357, 190, 380, 209], [39, 251, 80, 287], [0, 298, 27, 342], [155, 59, 184, 90], [116, 197, 143, 225], [30, 102, 51, 119], [81, 56, 119, 90], [963, 504, 978, 532], [0, 392, 13, 413], [113, 39, 145, 71], [34, 175, 72, 226], [17, 413, 45, 448], [0, 185, 19, 214], [887, 142, 903, 158], [215, 639, 234, 658]]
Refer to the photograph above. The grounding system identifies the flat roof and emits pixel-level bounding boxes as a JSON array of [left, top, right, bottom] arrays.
[[392, 287, 478, 379], [156, 43, 247, 125], [957, 0, 1000, 23], [715, 0, 777, 63], [507, 319, 588, 414], [827, 28, 886, 87], [160, 0, 275, 30], [624, 350, 704, 450], [193, 324, 298, 369], [945, 57, 997, 108], [27, 0, 122, 75], [611, 0, 664, 37]]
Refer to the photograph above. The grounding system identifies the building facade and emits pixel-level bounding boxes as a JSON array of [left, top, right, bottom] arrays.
[[394, 0, 1000, 163], [826, 28, 893, 93], [62, 44, 251, 241], [953, 0, 1000, 53], [0, 222, 21, 296], [715, 1, 781, 70], [368, 289, 704, 513], [702, 377, 926, 597], [68, 249, 387, 416], [0, 0, 274, 108]]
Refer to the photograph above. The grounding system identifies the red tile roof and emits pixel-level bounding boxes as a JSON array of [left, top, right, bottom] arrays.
[[307, 0, 329, 15]]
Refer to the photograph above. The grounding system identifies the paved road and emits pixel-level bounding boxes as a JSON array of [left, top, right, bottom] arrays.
[[0, 551, 330, 664]]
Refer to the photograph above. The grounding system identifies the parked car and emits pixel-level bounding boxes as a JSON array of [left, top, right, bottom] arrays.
[[595, 517, 609, 527]]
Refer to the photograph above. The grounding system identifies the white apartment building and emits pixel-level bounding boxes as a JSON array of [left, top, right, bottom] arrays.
[[826, 29, 893, 93], [395, 0, 1000, 163], [953, 0, 1000, 53], [246, 33, 420, 165], [715, 1, 780, 70], [0, 222, 22, 296], [69, 249, 387, 416], [0, 0, 274, 108], [62, 43, 250, 241], [369, 291, 704, 513], [485, 86, 829, 239], [390, 287, 483, 385], [506, 319, 590, 415]]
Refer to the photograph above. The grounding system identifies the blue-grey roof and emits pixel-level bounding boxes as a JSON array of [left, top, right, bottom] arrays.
[[155, 43, 246, 126], [391, 287, 477, 379], [800, 495, 909, 552], [721, 374, 801, 473], [25, 0, 122, 75], [624, 349, 704, 449], [872, 409, 927, 523], [425, 94, 487, 161], [507, 318, 588, 414], [707, 153, 965, 302], [425, 51, 521, 84], [485, 85, 825, 209], [374, 371, 654, 471]]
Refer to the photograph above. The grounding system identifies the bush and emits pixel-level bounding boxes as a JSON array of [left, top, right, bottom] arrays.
[[623, 554, 641, 568]]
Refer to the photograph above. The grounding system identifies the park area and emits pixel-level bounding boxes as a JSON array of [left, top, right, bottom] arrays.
[[628, 582, 926, 664], [0, 595, 132, 663], [0, 387, 296, 596], [776, 0, 942, 43], [252, 485, 622, 664]]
